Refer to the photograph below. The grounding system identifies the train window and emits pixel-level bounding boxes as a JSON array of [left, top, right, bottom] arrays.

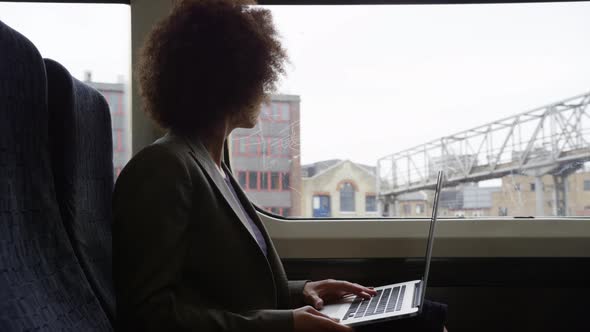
[[0, 2, 131, 178], [229, 2, 590, 219]]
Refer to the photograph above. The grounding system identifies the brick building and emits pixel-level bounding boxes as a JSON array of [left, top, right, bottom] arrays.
[[491, 171, 590, 216], [229, 94, 301, 217], [85, 73, 130, 178]]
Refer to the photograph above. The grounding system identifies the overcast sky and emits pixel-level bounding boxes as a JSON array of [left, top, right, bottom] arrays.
[[1, 2, 589, 166]]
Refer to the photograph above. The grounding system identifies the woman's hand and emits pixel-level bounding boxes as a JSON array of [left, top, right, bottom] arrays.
[[293, 306, 353, 332], [303, 279, 377, 310]]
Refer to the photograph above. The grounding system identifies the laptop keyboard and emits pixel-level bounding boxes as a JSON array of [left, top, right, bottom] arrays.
[[343, 285, 406, 321]]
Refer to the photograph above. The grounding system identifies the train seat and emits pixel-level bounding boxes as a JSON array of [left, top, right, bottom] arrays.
[[0, 20, 112, 331]]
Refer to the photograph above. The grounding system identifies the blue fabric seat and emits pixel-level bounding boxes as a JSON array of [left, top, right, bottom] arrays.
[[0, 20, 112, 331], [45, 59, 116, 325]]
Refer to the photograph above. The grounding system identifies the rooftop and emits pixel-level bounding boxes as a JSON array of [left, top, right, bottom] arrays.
[[302, 159, 376, 178]]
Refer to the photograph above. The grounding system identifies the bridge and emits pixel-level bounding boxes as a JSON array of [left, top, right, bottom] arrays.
[[377, 91, 590, 215]]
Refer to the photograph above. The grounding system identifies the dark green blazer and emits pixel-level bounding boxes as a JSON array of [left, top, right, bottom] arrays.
[[113, 133, 307, 331]]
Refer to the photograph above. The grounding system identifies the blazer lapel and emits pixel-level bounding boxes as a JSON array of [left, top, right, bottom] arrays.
[[180, 134, 279, 305], [221, 163, 291, 308], [221, 163, 280, 259], [183, 136, 263, 248]]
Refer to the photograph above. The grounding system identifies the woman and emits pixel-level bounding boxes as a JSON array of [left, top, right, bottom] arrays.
[[113, 1, 447, 331]]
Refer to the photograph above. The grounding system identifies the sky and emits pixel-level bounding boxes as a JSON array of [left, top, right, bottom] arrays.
[[1, 1, 589, 166]]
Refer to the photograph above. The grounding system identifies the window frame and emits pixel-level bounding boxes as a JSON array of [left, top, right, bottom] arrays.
[[47, 1, 580, 4], [130, 0, 590, 260]]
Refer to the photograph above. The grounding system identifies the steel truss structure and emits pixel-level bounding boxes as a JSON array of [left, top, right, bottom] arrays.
[[377, 91, 590, 214]]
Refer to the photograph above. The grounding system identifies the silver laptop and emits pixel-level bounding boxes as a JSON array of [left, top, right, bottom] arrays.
[[320, 170, 444, 327]]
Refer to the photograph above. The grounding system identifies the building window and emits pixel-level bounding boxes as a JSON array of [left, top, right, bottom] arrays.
[[416, 204, 425, 214], [238, 137, 247, 155], [272, 103, 280, 120], [282, 173, 290, 190], [584, 180, 590, 191], [271, 172, 280, 190], [365, 195, 377, 212], [232, 136, 247, 155], [110, 93, 119, 113], [260, 172, 269, 190], [270, 207, 281, 215], [248, 136, 258, 155], [281, 103, 290, 121], [530, 183, 536, 192], [248, 172, 258, 190], [313, 195, 331, 217], [403, 204, 411, 215], [340, 182, 355, 212], [238, 171, 247, 188]]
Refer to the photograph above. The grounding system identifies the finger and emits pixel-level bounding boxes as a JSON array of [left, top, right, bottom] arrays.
[[353, 283, 378, 296], [310, 294, 324, 309], [334, 281, 376, 298], [358, 291, 373, 300]]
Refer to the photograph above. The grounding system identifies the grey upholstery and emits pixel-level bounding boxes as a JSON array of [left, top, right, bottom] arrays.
[[45, 59, 116, 325], [0, 20, 112, 331]]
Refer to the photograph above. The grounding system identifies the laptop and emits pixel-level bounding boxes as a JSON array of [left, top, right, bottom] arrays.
[[320, 170, 444, 327]]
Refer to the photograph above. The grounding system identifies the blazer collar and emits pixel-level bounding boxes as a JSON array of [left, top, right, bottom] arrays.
[[182, 135, 259, 237], [176, 133, 284, 308], [220, 162, 281, 259], [178, 133, 278, 260]]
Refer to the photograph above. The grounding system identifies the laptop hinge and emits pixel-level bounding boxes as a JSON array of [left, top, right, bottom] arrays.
[[412, 280, 423, 308]]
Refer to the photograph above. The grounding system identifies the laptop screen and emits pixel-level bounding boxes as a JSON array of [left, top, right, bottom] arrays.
[[420, 170, 444, 306]]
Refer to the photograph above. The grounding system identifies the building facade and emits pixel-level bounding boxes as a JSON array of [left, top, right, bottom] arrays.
[[86, 75, 131, 178], [301, 160, 377, 218], [387, 185, 500, 218], [491, 171, 590, 216], [394, 191, 429, 218], [229, 94, 301, 217], [439, 185, 500, 217]]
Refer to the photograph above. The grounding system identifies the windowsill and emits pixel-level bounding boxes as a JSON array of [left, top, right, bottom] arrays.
[[259, 216, 590, 258]]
